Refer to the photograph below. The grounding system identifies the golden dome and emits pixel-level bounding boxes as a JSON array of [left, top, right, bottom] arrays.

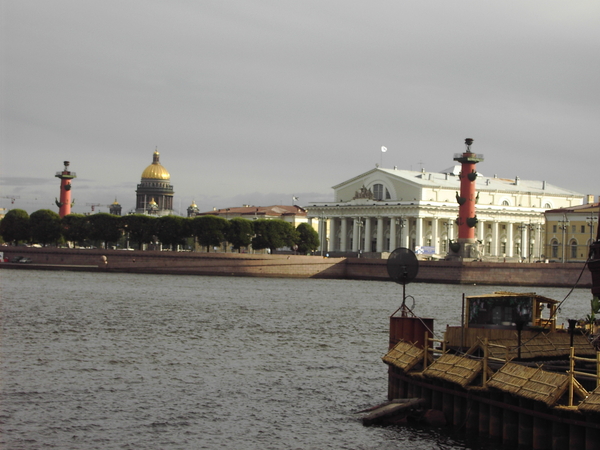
[[141, 150, 170, 180]]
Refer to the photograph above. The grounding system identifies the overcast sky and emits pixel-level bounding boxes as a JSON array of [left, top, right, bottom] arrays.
[[2, 1, 599, 215]]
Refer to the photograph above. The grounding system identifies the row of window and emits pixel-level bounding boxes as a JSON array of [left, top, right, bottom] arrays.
[[370, 184, 553, 208], [552, 224, 593, 234]]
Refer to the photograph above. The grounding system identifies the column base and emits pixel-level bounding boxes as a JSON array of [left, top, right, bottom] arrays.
[[446, 238, 482, 261]]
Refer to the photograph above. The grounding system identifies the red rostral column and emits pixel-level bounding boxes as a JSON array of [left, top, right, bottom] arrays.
[[55, 161, 76, 217], [452, 139, 484, 258]]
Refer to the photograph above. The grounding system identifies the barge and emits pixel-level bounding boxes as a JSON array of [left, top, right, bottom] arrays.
[[363, 229, 600, 450]]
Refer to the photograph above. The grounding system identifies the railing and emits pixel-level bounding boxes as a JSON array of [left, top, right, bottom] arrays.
[[569, 347, 600, 406], [422, 331, 446, 369]]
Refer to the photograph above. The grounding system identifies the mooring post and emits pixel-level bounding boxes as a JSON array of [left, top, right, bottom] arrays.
[[532, 402, 550, 450], [478, 396, 490, 437], [569, 422, 586, 449], [586, 415, 600, 450], [489, 392, 502, 439], [502, 394, 518, 444], [518, 398, 533, 447], [552, 420, 569, 449]]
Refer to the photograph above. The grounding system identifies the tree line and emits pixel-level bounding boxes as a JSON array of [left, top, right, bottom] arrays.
[[0, 209, 321, 254]]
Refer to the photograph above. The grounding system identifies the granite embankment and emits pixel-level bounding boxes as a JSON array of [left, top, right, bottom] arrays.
[[0, 246, 592, 288]]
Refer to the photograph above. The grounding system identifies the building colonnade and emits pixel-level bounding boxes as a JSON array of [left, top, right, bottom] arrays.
[[309, 205, 545, 260]]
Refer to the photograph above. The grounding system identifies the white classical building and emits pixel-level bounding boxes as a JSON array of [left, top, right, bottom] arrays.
[[306, 166, 585, 260]]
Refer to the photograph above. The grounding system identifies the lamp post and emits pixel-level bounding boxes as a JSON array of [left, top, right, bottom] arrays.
[[321, 213, 328, 256], [527, 222, 536, 263], [558, 216, 570, 263], [587, 216, 598, 246], [444, 220, 453, 252], [356, 218, 363, 257], [396, 217, 405, 248], [518, 224, 527, 262]]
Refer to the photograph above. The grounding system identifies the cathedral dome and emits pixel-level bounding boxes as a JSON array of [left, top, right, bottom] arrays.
[[141, 150, 170, 180]]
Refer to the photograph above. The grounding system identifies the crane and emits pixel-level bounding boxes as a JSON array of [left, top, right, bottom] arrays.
[[1, 196, 20, 204]]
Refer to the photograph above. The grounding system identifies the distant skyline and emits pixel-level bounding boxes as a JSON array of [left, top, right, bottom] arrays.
[[2, 1, 599, 215]]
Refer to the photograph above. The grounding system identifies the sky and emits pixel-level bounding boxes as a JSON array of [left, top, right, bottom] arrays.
[[2, 1, 599, 216]]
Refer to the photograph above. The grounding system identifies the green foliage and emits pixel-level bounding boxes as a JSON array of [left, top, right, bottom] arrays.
[[225, 217, 253, 252], [29, 209, 62, 246], [122, 214, 156, 249], [61, 214, 91, 246], [155, 215, 189, 249], [88, 213, 122, 248], [296, 223, 320, 254], [0, 209, 30, 244], [191, 215, 228, 251], [252, 219, 298, 253], [587, 296, 600, 329]]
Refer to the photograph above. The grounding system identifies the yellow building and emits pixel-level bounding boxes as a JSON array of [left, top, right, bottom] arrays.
[[545, 196, 599, 262]]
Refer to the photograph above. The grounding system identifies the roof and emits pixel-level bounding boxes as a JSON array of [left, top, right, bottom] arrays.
[[197, 205, 306, 218], [546, 202, 600, 214], [332, 167, 583, 198], [422, 354, 483, 388], [382, 341, 424, 372], [486, 362, 587, 406], [578, 385, 600, 413]]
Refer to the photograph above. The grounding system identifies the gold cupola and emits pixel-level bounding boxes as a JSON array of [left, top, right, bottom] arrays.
[[141, 149, 170, 180]]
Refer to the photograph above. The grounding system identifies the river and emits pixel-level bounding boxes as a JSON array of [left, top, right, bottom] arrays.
[[1, 269, 593, 449]]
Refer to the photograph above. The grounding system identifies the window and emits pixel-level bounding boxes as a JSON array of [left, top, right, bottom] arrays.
[[571, 240, 578, 259], [581, 225, 586, 233], [552, 225, 557, 233], [551, 239, 559, 258], [502, 200, 510, 206], [572, 225, 576, 234], [373, 184, 384, 200]]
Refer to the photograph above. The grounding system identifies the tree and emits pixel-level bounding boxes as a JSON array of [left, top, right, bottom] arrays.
[[296, 223, 320, 254], [225, 217, 253, 252], [122, 214, 156, 250], [191, 215, 228, 252], [0, 209, 30, 245], [29, 209, 62, 246], [252, 219, 298, 253], [61, 214, 91, 246], [88, 213, 122, 248], [155, 215, 188, 250]]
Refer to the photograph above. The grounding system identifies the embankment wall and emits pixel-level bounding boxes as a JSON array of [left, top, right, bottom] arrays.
[[0, 247, 592, 288]]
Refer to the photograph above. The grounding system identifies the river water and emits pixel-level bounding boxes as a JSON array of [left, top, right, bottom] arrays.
[[1, 269, 593, 449]]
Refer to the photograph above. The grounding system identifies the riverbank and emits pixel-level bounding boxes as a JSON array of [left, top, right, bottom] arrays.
[[0, 246, 592, 288]]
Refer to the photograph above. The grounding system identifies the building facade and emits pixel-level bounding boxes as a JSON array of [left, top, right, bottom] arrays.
[[135, 149, 174, 216], [307, 166, 586, 260], [545, 198, 599, 262]]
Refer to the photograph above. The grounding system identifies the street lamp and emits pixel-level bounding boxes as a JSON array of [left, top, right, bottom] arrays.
[[356, 218, 363, 257], [395, 217, 405, 248], [444, 220, 453, 252], [587, 216, 598, 246], [321, 213, 328, 256], [558, 216, 570, 263], [517, 224, 527, 261]]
